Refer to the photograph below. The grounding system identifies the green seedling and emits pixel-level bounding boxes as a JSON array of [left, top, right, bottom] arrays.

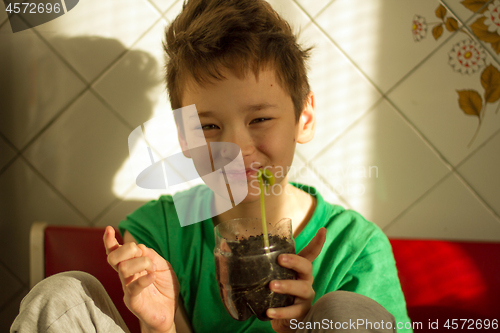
[[257, 168, 275, 253]]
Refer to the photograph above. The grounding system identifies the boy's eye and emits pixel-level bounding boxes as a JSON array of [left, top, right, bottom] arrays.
[[200, 124, 219, 130], [250, 118, 271, 124]]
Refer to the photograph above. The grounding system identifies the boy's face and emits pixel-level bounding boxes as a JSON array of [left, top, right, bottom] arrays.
[[179, 67, 315, 203]]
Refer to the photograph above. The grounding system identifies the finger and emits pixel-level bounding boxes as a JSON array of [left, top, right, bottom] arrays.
[[267, 303, 310, 321], [136, 244, 163, 266], [126, 271, 156, 298], [118, 256, 156, 281], [269, 279, 314, 301], [297, 227, 326, 262], [278, 254, 313, 281], [107, 242, 143, 270], [103, 226, 121, 255]]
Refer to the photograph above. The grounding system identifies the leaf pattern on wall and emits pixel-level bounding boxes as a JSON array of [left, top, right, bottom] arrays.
[[461, 0, 489, 13], [481, 64, 500, 103], [411, 1, 500, 147]]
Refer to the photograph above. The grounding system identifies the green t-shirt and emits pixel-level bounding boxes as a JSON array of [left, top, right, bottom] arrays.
[[119, 182, 413, 333]]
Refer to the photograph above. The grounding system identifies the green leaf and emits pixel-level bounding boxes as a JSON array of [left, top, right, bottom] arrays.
[[258, 168, 275, 187], [457, 90, 483, 117]]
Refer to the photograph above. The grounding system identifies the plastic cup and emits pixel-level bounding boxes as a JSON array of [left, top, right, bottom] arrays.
[[214, 217, 296, 321]]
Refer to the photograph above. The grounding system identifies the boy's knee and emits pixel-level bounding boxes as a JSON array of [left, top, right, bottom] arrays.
[[23, 271, 105, 309], [306, 291, 396, 331]]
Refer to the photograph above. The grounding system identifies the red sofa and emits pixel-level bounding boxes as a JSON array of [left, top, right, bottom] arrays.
[[31, 223, 500, 333]]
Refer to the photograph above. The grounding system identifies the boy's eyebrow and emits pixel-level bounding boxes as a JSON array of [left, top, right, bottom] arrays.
[[193, 103, 278, 118]]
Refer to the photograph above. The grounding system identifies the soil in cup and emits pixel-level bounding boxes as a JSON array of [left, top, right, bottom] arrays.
[[215, 233, 296, 321]]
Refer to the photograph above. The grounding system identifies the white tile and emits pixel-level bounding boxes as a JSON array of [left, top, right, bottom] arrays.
[[93, 196, 150, 228], [312, 99, 450, 229], [34, 0, 161, 83], [441, 0, 483, 24], [23, 91, 132, 221], [0, 16, 87, 150], [388, 32, 500, 166], [0, 288, 28, 332], [458, 131, 500, 216], [295, 23, 382, 160], [315, 0, 455, 93], [266, 0, 311, 32], [289, 164, 351, 210], [149, 0, 178, 14], [0, 264, 23, 309], [163, 0, 183, 23], [93, 19, 169, 128], [0, 136, 17, 171], [0, 158, 88, 284], [385, 172, 500, 241], [294, 0, 332, 18]]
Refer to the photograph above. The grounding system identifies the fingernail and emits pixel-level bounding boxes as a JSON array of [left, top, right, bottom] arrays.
[[268, 309, 276, 317], [281, 255, 289, 263], [273, 281, 281, 289]]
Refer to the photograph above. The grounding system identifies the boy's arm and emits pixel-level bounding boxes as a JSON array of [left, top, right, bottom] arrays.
[[123, 231, 193, 333]]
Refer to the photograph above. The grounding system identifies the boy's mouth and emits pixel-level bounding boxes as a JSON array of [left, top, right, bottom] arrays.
[[223, 166, 263, 179]]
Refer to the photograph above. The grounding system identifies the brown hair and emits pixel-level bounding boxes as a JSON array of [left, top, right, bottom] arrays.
[[163, 0, 312, 134]]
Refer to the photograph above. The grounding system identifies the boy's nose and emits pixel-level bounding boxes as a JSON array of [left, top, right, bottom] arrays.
[[220, 128, 255, 158]]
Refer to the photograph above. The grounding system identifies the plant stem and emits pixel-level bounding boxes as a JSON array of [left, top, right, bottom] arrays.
[[468, 119, 482, 148], [258, 174, 271, 254]]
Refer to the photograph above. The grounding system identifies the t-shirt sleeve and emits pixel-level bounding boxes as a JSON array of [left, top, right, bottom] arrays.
[[118, 198, 169, 261], [339, 228, 413, 332]]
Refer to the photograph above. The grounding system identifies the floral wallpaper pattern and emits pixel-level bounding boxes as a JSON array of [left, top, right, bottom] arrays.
[[412, 0, 500, 147]]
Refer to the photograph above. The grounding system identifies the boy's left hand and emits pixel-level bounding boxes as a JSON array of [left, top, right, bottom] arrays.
[[267, 227, 327, 333]]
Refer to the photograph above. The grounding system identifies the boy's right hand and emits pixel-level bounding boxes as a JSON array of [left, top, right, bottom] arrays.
[[103, 226, 180, 333]]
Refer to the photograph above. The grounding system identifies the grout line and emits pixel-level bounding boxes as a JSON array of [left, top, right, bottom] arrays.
[[383, 171, 452, 232], [89, 88, 135, 130], [144, 0, 163, 16], [454, 127, 500, 169], [163, 0, 182, 17], [305, 15, 386, 98], [309, 97, 384, 162], [384, 26, 460, 97], [454, 168, 500, 223], [19, 155, 92, 225], [88, 16, 164, 89], [439, 0, 500, 68], [383, 97, 455, 171], [0, 153, 20, 177], [17, 86, 88, 154], [90, 182, 137, 227], [0, 132, 21, 177], [313, 0, 336, 20], [0, 285, 28, 315], [304, 162, 354, 209], [0, 17, 7, 30], [0, 260, 26, 292]]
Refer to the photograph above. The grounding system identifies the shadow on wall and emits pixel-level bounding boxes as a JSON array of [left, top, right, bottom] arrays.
[[0, 22, 162, 330]]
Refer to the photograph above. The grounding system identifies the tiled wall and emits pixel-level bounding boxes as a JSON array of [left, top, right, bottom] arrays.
[[1, 0, 500, 329]]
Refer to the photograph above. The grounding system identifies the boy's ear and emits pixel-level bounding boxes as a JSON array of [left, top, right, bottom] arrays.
[[177, 127, 192, 158], [296, 91, 316, 144]]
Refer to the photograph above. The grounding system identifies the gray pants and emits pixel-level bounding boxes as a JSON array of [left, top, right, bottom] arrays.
[[10, 271, 396, 333]]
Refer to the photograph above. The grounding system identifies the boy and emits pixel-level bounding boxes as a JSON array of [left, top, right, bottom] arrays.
[[11, 0, 412, 332]]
